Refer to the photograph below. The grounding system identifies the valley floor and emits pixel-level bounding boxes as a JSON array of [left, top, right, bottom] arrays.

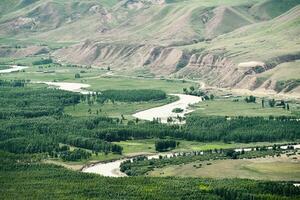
[[148, 154, 300, 181]]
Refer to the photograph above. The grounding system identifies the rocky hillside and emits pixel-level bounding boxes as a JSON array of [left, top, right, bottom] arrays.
[[1, 0, 300, 95]]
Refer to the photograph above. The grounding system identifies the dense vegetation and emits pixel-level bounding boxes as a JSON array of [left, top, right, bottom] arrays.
[[1, 151, 299, 200], [2, 84, 298, 160], [93, 116, 300, 143], [0, 84, 80, 119], [1, 83, 299, 199], [155, 139, 177, 152], [32, 58, 53, 65], [0, 85, 123, 159], [100, 89, 166, 102], [184, 116, 300, 142]]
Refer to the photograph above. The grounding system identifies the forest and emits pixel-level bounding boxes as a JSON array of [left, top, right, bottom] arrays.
[[1, 83, 299, 159], [1, 151, 300, 200], [0, 84, 123, 160]]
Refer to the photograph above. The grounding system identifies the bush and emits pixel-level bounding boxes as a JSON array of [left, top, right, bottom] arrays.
[[155, 139, 177, 152], [172, 108, 183, 113], [32, 58, 53, 65], [75, 73, 80, 78]]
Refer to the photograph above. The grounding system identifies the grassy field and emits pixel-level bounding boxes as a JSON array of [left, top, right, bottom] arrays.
[[0, 57, 196, 93], [191, 97, 297, 117], [114, 139, 291, 155], [149, 154, 300, 181], [65, 96, 178, 119], [0, 64, 107, 82], [79, 76, 196, 93]]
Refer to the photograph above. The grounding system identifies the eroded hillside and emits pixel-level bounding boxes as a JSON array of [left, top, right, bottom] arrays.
[[1, 0, 300, 96]]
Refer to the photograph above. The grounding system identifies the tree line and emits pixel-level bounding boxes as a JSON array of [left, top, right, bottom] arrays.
[[100, 89, 166, 102]]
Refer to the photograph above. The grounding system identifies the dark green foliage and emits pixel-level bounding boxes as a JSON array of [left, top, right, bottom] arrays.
[[269, 99, 276, 107], [183, 86, 205, 97], [75, 73, 80, 78], [0, 86, 80, 119], [100, 89, 166, 102], [245, 95, 256, 103], [0, 79, 26, 87], [172, 107, 183, 113], [32, 58, 53, 65], [0, 86, 122, 156], [155, 139, 177, 152], [94, 116, 300, 143], [61, 135, 123, 154], [184, 116, 300, 142], [0, 137, 58, 154], [60, 149, 91, 161], [1, 152, 299, 200]]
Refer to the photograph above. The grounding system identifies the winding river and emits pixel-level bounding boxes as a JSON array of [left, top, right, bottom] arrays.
[[3, 67, 300, 181], [133, 94, 202, 123], [82, 153, 176, 177], [82, 144, 300, 177], [37, 81, 92, 94], [0, 65, 28, 73]]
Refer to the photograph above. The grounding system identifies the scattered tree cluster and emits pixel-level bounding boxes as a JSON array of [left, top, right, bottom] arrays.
[[183, 86, 214, 100], [245, 95, 256, 103], [155, 139, 177, 152], [32, 58, 53, 65]]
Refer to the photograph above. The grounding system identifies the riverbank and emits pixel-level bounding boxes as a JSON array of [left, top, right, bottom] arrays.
[[0, 65, 28, 73]]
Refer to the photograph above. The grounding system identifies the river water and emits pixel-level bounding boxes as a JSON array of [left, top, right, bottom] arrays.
[[133, 94, 202, 123], [0, 65, 28, 73], [37, 81, 92, 94]]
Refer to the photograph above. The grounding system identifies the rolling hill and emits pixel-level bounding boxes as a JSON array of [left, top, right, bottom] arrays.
[[0, 0, 299, 97]]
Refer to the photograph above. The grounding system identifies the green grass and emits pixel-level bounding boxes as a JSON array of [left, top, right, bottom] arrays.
[[258, 60, 300, 81], [113, 140, 156, 155], [185, 5, 300, 64], [114, 139, 291, 155], [250, 0, 300, 20], [0, 63, 107, 82], [79, 76, 195, 93], [65, 96, 178, 120], [191, 98, 296, 117], [149, 154, 300, 181], [0, 56, 196, 93], [0, 65, 10, 70]]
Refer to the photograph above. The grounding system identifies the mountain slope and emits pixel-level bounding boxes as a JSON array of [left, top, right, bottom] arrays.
[[0, 0, 300, 96]]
